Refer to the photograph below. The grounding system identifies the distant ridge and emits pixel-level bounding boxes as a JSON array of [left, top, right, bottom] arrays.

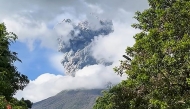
[[32, 89, 103, 109]]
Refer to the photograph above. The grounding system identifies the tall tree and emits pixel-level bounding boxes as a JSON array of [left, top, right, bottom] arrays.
[[94, 0, 190, 108], [0, 23, 29, 101]]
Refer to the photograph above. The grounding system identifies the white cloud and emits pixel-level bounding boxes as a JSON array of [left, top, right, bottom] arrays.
[[87, 4, 104, 14], [0, 0, 148, 51], [3, 16, 59, 51], [15, 64, 126, 102], [49, 53, 65, 73], [54, 22, 74, 42], [91, 21, 139, 63]]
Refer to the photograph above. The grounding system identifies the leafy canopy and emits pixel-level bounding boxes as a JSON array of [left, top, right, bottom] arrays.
[[0, 23, 32, 108], [94, 0, 190, 109]]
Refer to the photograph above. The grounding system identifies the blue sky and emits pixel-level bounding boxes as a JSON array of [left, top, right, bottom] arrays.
[[0, 0, 149, 102], [10, 41, 63, 80]]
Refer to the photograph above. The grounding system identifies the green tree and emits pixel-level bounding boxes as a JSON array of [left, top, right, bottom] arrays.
[[0, 96, 7, 109], [94, 0, 190, 108], [0, 96, 33, 109], [0, 23, 29, 100], [21, 98, 33, 109], [0, 23, 30, 108]]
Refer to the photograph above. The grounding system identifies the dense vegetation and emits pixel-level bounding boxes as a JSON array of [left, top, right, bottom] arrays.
[[0, 23, 32, 109], [93, 0, 190, 108]]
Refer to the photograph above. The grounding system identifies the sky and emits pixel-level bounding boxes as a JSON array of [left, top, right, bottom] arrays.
[[0, 0, 149, 102]]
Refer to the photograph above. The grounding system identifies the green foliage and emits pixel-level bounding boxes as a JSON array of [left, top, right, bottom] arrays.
[[21, 98, 33, 108], [0, 23, 32, 108], [0, 96, 7, 109], [0, 96, 30, 109], [10, 97, 28, 109], [0, 23, 29, 100], [94, 0, 190, 108]]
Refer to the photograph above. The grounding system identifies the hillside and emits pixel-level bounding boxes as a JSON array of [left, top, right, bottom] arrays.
[[32, 89, 103, 109]]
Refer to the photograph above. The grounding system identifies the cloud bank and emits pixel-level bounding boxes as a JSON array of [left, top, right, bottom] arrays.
[[16, 64, 127, 102]]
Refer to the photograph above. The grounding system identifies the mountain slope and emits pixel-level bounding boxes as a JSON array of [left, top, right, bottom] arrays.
[[32, 89, 103, 109]]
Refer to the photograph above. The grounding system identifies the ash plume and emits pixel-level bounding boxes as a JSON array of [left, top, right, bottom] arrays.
[[56, 19, 114, 76]]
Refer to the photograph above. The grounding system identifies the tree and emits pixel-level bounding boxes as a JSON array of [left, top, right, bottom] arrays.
[[94, 0, 190, 108], [0, 23, 30, 108], [21, 98, 33, 109], [0, 96, 33, 109]]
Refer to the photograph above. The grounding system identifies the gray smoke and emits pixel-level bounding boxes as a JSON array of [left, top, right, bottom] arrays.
[[57, 19, 114, 76]]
